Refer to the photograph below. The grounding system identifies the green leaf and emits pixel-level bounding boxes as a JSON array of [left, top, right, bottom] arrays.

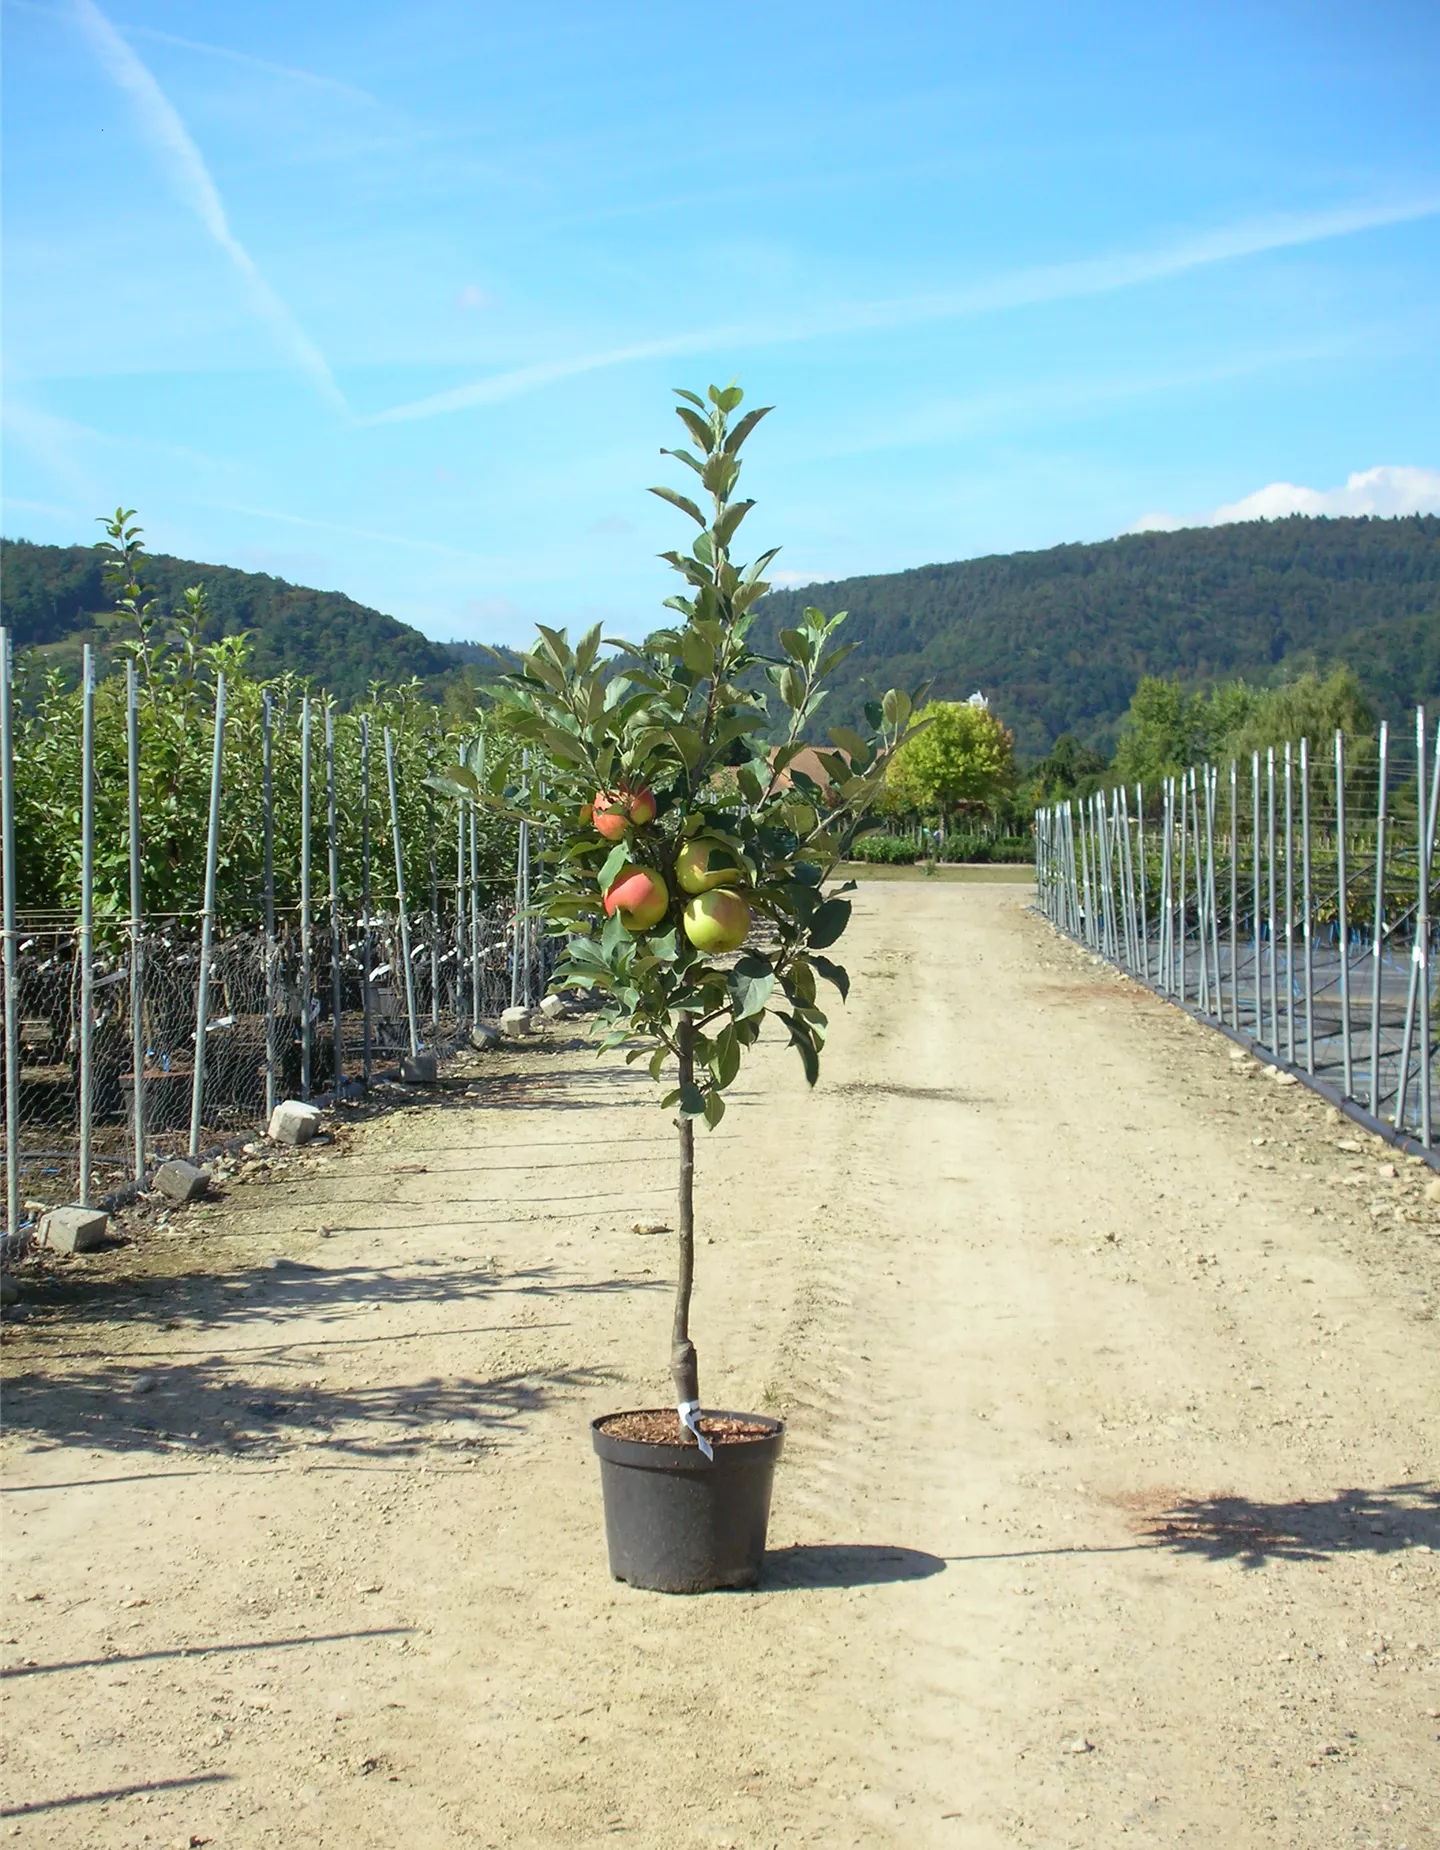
[[788, 958, 817, 1006], [648, 1045, 667, 1080], [882, 688, 912, 727], [678, 1082, 706, 1118], [863, 699, 884, 730], [780, 1013, 820, 1086], [779, 666, 805, 710], [713, 499, 755, 549], [806, 896, 852, 949], [574, 622, 604, 672], [534, 624, 573, 667], [674, 406, 717, 454], [726, 952, 774, 1020], [709, 383, 744, 414], [597, 839, 630, 891], [680, 630, 714, 678], [650, 485, 706, 526], [826, 726, 872, 768], [667, 725, 703, 769], [722, 405, 771, 455], [778, 628, 813, 665], [674, 387, 706, 409], [702, 1088, 726, 1130], [736, 764, 764, 805], [709, 1024, 741, 1089], [811, 954, 850, 1001]]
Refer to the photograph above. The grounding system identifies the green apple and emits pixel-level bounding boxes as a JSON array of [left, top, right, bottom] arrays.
[[603, 865, 669, 932], [682, 889, 750, 953], [676, 838, 743, 895]]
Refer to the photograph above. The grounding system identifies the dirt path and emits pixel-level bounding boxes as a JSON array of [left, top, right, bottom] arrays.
[[3, 882, 1437, 1849]]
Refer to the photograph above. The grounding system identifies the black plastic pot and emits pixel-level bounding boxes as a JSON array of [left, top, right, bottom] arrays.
[[591, 1409, 785, 1594]]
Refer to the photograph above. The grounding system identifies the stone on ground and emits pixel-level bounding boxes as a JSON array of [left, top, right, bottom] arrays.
[[538, 994, 567, 1019], [153, 1159, 210, 1202], [40, 1205, 109, 1253], [500, 1006, 532, 1034], [268, 1099, 322, 1146], [400, 1052, 439, 1084]]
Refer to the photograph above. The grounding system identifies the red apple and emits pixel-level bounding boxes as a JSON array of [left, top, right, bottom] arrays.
[[604, 866, 670, 932], [592, 791, 630, 843], [626, 784, 657, 826], [682, 889, 750, 953]]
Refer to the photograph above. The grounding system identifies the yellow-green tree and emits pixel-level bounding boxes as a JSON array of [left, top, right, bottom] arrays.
[[884, 699, 1014, 825]]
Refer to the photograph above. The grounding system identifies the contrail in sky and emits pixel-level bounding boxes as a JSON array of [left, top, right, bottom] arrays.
[[369, 194, 1439, 425], [69, 0, 348, 414], [127, 24, 377, 105]]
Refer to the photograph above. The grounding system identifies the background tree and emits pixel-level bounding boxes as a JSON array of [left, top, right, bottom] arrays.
[[884, 698, 1013, 830]]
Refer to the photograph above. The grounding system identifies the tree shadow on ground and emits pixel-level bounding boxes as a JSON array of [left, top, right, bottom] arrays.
[[2, 1350, 624, 1459], [8, 1257, 664, 1346], [759, 1543, 947, 1589], [1132, 1483, 1440, 1568], [376, 1060, 653, 1115]]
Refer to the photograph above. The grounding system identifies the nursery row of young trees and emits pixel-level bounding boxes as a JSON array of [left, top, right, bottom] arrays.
[[8, 514, 521, 924]]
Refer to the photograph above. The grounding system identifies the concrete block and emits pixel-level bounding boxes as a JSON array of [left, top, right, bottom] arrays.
[[153, 1159, 210, 1203], [1, 1273, 19, 1306], [400, 1052, 438, 1084], [500, 1006, 532, 1035], [538, 994, 567, 1020], [268, 1099, 322, 1146], [40, 1206, 109, 1254], [472, 1024, 500, 1050]]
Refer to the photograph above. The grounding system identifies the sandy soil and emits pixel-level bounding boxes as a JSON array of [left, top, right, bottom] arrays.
[[2, 881, 1437, 1849]]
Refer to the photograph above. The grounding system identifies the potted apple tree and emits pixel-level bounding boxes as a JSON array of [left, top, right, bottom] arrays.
[[456, 384, 925, 1591]]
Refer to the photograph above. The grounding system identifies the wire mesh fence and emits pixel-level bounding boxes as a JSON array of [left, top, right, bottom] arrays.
[[1035, 711, 1440, 1146], [0, 630, 553, 1237]]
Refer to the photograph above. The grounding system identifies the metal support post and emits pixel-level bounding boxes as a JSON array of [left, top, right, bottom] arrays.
[[1135, 785, 1149, 981], [1284, 742, 1295, 1064], [188, 673, 226, 1161], [78, 645, 95, 1206], [1251, 752, 1262, 1042], [1335, 728, 1352, 1102], [1300, 738, 1314, 1073], [469, 802, 481, 1030], [300, 696, 312, 1100], [262, 692, 277, 1120], [1, 630, 21, 1241], [1267, 747, 1278, 1054], [1370, 721, 1389, 1114], [1228, 760, 1239, 1029], [326, 702, 343, 1099], [384, 728, 420, 1058], [360, 716, 373, 1092], [126, 662, 146, 1186]]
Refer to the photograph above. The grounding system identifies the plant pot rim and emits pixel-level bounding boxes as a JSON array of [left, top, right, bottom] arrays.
[[591, 1407, 784, 1472]]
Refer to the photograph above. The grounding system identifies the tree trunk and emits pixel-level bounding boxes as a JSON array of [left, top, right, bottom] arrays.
[[670, 1015, 700, 1419]]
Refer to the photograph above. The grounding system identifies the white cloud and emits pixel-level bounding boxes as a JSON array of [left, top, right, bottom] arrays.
[[1130, 465, 1440, 534], [68, 0, 347, 413], [369, 194, 1440, 424]]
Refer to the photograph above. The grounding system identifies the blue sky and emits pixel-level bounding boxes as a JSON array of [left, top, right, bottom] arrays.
[[4, 0, 1438, 646]]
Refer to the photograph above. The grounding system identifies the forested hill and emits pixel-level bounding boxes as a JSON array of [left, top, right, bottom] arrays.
[[0, 537, 458, 702], [756, 515, 1440, 758]]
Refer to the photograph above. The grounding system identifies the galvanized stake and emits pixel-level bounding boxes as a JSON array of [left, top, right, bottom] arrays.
[[1178, 772, 1189, 1004], [188, 673, 226, 1161], [1228, 760, 1239, 1030], [1205, 765, 1222, 1015], [326, 702, 343, 1100], [1267, 746, 1278, 1054], [360, 716, 373, 1092], [1335, 728, 1352, 1102], [1370, 721, 1389, 1115], [427, 787, 440, 1037], [78, 645, 95, 1207], [300, 696, 313, 1101], [455, 801, 468, 1029], [126, 662, 146, 1186], [1135, 784, 1149, 982], [1300, 738, 1314, 1073], [0, 630, 21, 1241], [1252, 752, 1262, 1043], [1419, 715, 1433, 1146], [468, 802, 481, 1031], [384, 728, 420, 1058], [1284, 742, 1295, 1064], [262, 692, 277, 1121]]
